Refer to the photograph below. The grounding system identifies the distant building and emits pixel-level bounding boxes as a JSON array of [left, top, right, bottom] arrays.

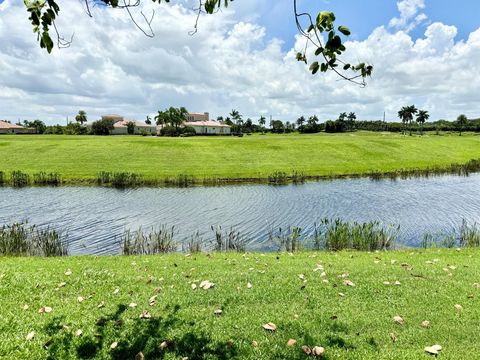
[[186, 112, 210, 122], [184, 120, 231, 135], [0, 120, 36, 134], [87, 115, 157, 135]]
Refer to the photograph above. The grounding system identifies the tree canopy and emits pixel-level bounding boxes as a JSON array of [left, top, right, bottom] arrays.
[[23, 0, 372, 85]]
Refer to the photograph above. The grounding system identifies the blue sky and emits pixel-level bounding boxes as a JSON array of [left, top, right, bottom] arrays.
[[1, 0, 480, 122], [258, 0, 480, 49]]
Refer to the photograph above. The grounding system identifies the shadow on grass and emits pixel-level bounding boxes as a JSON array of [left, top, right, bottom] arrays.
[[43, 303, 238, 359]]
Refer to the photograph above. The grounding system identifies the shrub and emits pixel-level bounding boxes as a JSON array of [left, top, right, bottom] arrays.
[[64, 123, 88, 135], [126, 121, 135, 135], [160, 126, 182, 137], [268, 171, 288, 185], [182, 126, 197, 137], [91, 119, 114, 135]]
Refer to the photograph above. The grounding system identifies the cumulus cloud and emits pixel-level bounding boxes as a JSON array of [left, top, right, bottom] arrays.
[[389, 0, 428, 33], [0, 1, 479, 124]]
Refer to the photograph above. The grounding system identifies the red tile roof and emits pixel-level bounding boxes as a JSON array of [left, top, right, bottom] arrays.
[[0, 120, 24, 129]]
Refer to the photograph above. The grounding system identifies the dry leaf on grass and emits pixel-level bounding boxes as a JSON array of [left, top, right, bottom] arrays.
[[149, 295, 157, 306], [199, 280, 215, 290], [58, 282, 67, 288], [394, 280, 401, 286], [23, 304, 29, 310], [214, 309, 223, 316], [110, 341, 118, 349], [191, 283, 197, 290], [251, 340, 258, 347], [65, 270, 72, 276], [302, 346, 312, 355], [389, 333, 397, 342], [312, 346, 325, 357], [160, 340, 170, 349], [393, 316, 405, 325], [135, 352, 145, 360], [421, 320, 430, 328], [113, 288, 120, 295], [262, 323, 277, 332], [287, 339, 297, 347], [38, 306, 52, 314], [424, 344, 442, 355], [129, 303, 137, 308], [97, 302, 105, 309], [75, 329, 83, 337], [343, 279, 355, 287], [26, 331, 35, 341], [247, 282, 253, 289], [454, 304, 463, 311], [139, 310, 151, 319], [77, 296, 84, 303], [383, 281, 390, 285]]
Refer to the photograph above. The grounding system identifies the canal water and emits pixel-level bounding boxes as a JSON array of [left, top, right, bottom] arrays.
[[1, 174, 479, 255]]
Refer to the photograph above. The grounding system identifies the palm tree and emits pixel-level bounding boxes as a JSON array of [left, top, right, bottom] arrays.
[[398, 105, 418, 135], [415, 110, 429, 135], [75, 110, 87, 125], [296, 116, 306, 127], [338, 112, 347, 122], [258, 116, 266, 128], [145, 116, 152, 125], [347, 112, 356, 131], [307, 115, 319, 126], [456, 114, 468, 136], [155, 110, 168, 126]]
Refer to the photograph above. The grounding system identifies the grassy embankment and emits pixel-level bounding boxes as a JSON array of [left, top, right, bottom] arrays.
[[1, 250, 479, 359], [1, 132, 480, 185]]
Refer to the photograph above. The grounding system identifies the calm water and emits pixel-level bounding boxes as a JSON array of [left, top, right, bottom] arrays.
[[1, 174, 479, 255]]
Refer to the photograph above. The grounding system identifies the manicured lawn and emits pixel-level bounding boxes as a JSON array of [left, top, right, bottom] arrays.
[[1, 132, 480, 182], [1, 249, 479, 359]]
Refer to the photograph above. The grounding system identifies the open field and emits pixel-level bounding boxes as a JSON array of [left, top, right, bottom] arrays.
[[1, 132, 480, 183], [1, 249, 479, 359]]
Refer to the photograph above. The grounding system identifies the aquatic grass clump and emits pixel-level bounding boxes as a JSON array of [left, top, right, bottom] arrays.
[[164, 174, 196, 187], [269, 226, 303, 252], [318, 218, 398, 251], [33, 171, 61, 186], [182, 231, 204, 253], [459, 220, 480, 248], [0, 171, 4, 186], [211, 225, 246, 252], [268, 171, 288, 185], [0, 222, 68, 256], [96, 171, 144, 187], [421, 233, 456, 249], [122, 226, 177, 255], [10, 170, 30, 187]]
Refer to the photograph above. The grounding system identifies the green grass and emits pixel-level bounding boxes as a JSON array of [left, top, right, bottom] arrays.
[[1, 132, 480, 183], [1, 250, 480, 359]]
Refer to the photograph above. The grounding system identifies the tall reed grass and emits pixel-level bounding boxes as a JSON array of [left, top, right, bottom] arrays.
[[97, 171, 144, 187], [0, 222, 67, 256], [122, 226, 176, 255], [211, 225, 246, 252]]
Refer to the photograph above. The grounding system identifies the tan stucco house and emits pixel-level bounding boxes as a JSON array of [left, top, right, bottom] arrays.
[[0, 120, 36, 134]]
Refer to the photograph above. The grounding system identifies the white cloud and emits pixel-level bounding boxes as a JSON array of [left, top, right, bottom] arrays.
[[0, 1, 479, 125], [389, 0, 428, 33]]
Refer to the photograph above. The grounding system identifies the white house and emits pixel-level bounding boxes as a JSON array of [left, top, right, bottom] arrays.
[[87, 115, 157, 135], [184, 120, 231, 135]]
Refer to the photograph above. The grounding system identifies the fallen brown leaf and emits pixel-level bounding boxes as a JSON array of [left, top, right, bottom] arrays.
[[251, 340, 258, 347], [287, 339, 297, 347], [393, 316, 405, 325], [110, 341, 118, 349], [135, 352, 145, 360], [421, 320, 430, 328], [38, 306, 53, 314], [312, 346, 325, 357], [302, 345, 312, 355], [262, 322, 277, 332], [129, 303, 138, 308], [75, 329, 83, 337], [389, 333, 397, 342], [26, 331, 35, 341], [139, 310, 151, 319]]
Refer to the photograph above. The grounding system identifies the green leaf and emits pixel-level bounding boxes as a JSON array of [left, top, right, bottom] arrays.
[[338, 26, 351, 36], [309, 61, 320, 75]]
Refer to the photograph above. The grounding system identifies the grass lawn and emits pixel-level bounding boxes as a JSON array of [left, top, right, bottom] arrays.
[[1, 132, 480, 183], [1, 249, 479, 359]]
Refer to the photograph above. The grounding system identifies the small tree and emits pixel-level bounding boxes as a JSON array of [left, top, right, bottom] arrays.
[[91, 119, 114, 135], [416, 110, 429, 136], [296, 116, 306, 128], [23, 119, 47, 134], [456, 114, 468, 136], [126, 121, 135, 135], [75, 110, 87, 125]]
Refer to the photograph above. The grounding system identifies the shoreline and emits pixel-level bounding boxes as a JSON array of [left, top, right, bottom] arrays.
[[1, 158, 480, 188]]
